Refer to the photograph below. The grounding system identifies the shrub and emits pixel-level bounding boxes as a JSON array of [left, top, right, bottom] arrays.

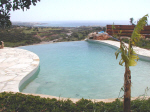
[[0, 92, 150, 112]]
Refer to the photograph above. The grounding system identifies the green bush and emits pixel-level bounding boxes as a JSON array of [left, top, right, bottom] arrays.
[[0, 29, 41, 47], [0, 92, 150, 112], [135, 38, 150, 49]]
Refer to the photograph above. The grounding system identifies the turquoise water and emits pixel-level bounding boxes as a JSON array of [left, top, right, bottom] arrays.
[[20, 41, 150, 99]]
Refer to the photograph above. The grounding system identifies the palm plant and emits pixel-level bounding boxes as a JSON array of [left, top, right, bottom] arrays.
[[115, 14, 148, 112]]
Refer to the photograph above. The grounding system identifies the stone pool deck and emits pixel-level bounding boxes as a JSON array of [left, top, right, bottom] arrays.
[[0, 48, 39, 92], [0, 40, 150, 103], [88, 39, 150, 59]]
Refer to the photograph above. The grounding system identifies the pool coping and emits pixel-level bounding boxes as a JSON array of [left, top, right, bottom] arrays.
[[0, 48, 39, 92], [0, 40, 150, 103], [87, 39, 150, 60]]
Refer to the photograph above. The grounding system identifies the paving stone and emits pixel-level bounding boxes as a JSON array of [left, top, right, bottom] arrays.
[[0, 47, 39, 93], [0, 58, 6, 63], [10, 64, 30, 68]]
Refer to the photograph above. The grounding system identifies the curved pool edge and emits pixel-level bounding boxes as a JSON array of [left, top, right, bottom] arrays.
[[1, 40, 150, 103], [14, 92, 119, 103], [86, 39, 150, 60], [0, 47, 118, 103], [0, 47, 39, 92], [16, 40, 150, 102], [4, 92, 147, 103]]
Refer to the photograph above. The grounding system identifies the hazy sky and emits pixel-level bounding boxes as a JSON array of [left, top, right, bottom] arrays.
[[10, 0, 150, 22]]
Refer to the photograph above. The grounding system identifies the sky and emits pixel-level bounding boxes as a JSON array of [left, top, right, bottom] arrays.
[[10, 0, 150, 23]]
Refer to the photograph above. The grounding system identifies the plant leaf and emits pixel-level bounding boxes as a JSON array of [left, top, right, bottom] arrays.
[[119, 59, 125, 66], [131, 14, 148, 45], [129, 59, 137, 66]]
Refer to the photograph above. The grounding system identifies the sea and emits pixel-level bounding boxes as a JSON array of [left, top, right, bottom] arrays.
[[34, 20, 130, 27]]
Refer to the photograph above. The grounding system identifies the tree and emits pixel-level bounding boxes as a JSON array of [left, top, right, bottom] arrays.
[[0, 0, 40, 28], [115, 14, 148, 112]]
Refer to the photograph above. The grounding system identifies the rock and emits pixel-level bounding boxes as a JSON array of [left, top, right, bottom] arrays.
[[93, 33, 110, 40]]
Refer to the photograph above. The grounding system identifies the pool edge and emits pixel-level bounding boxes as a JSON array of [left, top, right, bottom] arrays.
[[18, 40, 150, 102], [0, 47, 40, 93], [1, 40, 150, 103], [86, 39, 150, 60]]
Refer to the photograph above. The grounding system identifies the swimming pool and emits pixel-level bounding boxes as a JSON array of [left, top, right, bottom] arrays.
[[19, 41, 150, 99]]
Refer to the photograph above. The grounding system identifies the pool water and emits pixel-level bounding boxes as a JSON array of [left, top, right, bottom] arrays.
[[19, 41, 150, 99]]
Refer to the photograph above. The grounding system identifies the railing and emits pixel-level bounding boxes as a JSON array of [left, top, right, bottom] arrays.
[[106, 25, 150, 38]]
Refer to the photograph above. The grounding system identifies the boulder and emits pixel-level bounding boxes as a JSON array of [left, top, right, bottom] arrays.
[[93, 33, 110, 40]]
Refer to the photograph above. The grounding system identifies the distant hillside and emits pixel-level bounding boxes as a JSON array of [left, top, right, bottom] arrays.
[[12, 22, 47, 27]]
